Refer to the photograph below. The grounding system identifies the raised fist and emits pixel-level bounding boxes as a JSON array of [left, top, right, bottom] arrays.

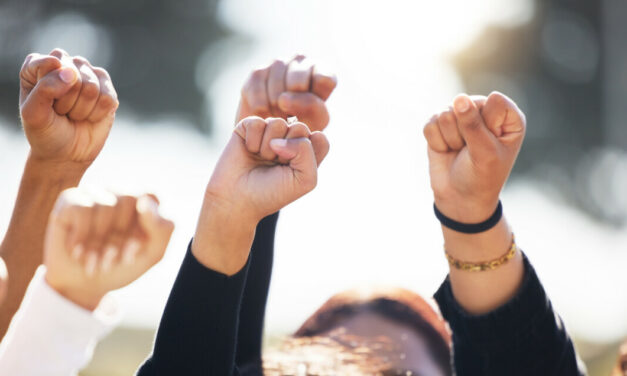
[[423, 92, 526, 222], [44, 188, 174, 310], [19, 49, 118, 166], [206, 117, 330, 223], [237, 55, 337, 132]]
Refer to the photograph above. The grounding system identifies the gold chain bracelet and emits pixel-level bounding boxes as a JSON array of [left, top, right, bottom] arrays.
[[444, 235, 518, 272]]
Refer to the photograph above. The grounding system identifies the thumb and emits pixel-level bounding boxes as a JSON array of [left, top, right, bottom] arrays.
[[278, 92, 329, 131], [21, 67, 79, 128], [452, 94, 498, 163], [269, 137, 318, 190]]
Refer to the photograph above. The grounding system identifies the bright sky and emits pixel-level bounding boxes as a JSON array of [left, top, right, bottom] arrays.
[[1, 0, 626, 345]]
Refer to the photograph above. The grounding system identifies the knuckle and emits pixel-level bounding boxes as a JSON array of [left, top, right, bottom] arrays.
[[98, 93, 117, 110], [72, 55, 90, 66], [50, 47, 67, 56], [80, 81, 100, 100]]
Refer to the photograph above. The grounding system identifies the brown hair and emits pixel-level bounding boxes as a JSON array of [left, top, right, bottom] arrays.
[[290, 287, 452, 375]]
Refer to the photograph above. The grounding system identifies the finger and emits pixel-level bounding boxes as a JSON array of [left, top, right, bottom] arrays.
[[286, 57, 313, 92], [277, 92, 329, 132], [285, 121, 311, 139], [269, 137, 318, 192], [259, 118, 288, 160], [68, 57, 101, 121], [50, 188, 94, 254], [20, 66, 79, 129], [49, 48, 70, 60], [278, 122, 312, 164], [87, 67, 119, 122], [311, 65, 337, 101], [437, 109, 465, 150], [309, 131, 330, 166], [423, 116, 449, 153], [267, 59, 288, 116], [84, 250, 99, 277], [234, 117, 267, 154], [452, 94, 497, 162], [136, 195, 174, 265], [242, 67, 271, 118], [99, 243, 119, 273], [89, 191, 118, 247], [481, 91, 526, 140], [19, 53, 64, 104], [52, 55, 84, 116]]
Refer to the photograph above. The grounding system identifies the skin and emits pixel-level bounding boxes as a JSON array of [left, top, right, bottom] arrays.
[[192, 56, 336, 276], [192, 117, 329, 275], [44, 188, 174, 311], [236, 55, 337, 130], [423, 91, 527, 314], [0, 48, 118, 336]]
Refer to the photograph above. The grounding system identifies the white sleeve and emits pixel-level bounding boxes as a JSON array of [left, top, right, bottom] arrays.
[[0, 266, 121, 376]]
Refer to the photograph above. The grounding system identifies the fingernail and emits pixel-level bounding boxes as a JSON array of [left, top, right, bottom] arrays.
[[71, 244, 84, 260], [101, 245, 118, 273], [59, 68, 77, 84], [454, 96, 471, 113], [270, 138, 288, 148], [137, 196, 158, 217], [85, 251, 98, 277], [122, 239, 141, 265]]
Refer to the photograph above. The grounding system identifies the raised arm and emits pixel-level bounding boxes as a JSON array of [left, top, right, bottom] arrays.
[[138, 117, 329, 375], [0, 188, 173, 376], [0, 49, 118, 337], [423, 92, 584, 375], [233, 56, 337, 372]]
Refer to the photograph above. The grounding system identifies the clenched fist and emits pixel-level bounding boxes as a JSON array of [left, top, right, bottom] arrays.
[[19, 48, 118, 166], [237, 55, 337, 131], [423, 92, 526, 222], [44, 188, 174, 311], [193, 117, 329, 274]]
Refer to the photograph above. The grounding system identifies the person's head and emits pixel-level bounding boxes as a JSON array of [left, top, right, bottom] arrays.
[[264, 287, 452, 375]]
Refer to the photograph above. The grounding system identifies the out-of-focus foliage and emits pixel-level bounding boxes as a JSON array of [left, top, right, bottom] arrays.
[[454, 0, 627, 224], [0, 0, 232, 132]]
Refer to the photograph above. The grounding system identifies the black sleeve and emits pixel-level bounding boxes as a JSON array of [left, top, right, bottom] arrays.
[[235, 212, 279, 375], [136, 241, 250, 376], [434, 253, 586, 376]]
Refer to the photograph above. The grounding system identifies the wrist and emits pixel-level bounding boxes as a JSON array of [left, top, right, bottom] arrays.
[[25, 153, 87, 186], [433, 194, 500, 223], [45, 273, 104, 311], [192, 191, 258, 275]]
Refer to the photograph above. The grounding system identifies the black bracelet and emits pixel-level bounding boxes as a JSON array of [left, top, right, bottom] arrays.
[[433, 201, 502, 234]]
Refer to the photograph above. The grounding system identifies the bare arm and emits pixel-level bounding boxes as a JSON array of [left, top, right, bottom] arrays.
[[424, 92, 525, 314], [0, 49, 118, 336]]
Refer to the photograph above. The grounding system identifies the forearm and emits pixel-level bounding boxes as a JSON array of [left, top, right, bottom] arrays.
[[0, 155, 84, 337], [435, 254, 584, 375], [138, 243, 250, 376], [443, 216, 524, 314], [236, 212, 279, 371]]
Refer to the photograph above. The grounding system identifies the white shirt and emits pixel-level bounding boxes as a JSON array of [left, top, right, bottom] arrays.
[[0, 266, 120, 376]]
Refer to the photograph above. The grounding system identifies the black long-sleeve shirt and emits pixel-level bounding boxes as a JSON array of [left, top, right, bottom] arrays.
[[137, 213, 585, 375]]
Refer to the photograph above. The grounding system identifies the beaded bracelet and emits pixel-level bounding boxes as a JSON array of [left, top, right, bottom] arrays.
[[445, 235, 518, 272]]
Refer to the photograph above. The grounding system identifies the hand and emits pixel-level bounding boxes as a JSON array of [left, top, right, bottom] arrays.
[[193, 117, 330, 274], [236, 55, 337, 131], [44, 188, 174, 311], [423, 92, 526, 222], [19, 49, 119, 168]]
